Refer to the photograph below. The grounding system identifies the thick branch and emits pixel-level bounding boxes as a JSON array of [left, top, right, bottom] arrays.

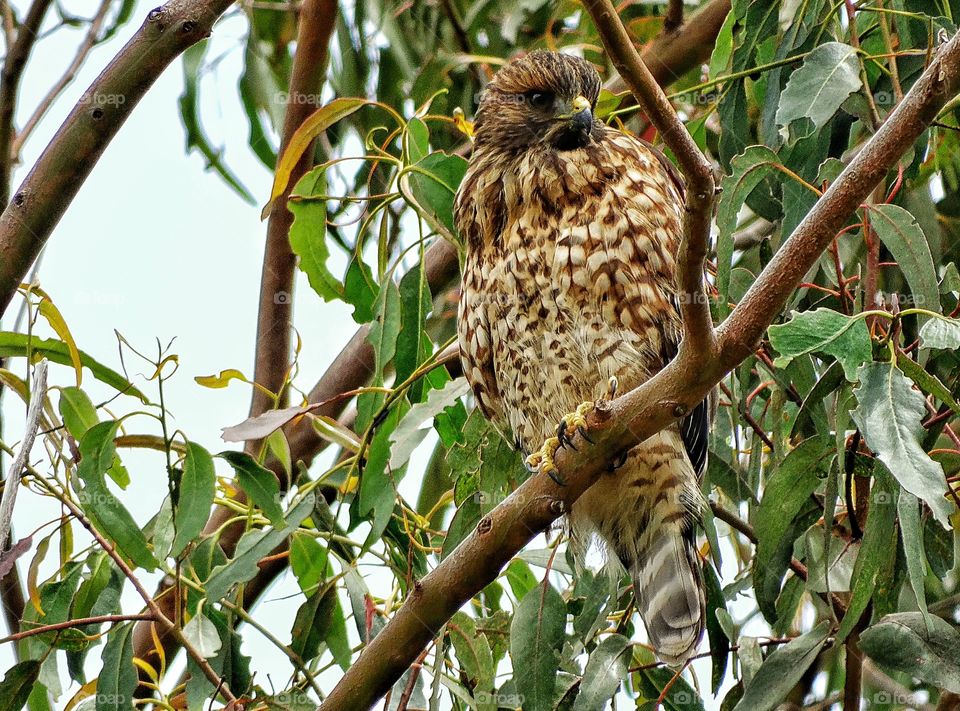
[[247, 0, 337, 422], [0, 0, 235, 318], [608, 0, 731, 98], [131, 0, 338, 686], [587, 0, 717, 356], [0, 0, 52, 207], [317, 28, 960, 711], [132, 0, 734, 691]]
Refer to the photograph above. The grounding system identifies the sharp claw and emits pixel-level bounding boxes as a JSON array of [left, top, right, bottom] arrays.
[[545, 466, 567, 486], [577, 426, 594, 444]]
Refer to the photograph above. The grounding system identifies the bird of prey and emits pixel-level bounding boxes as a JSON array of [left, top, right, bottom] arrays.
[[454, 50, 710, 665]]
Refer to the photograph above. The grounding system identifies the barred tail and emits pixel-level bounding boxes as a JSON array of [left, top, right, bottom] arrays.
[[631, 531, 705, 666]]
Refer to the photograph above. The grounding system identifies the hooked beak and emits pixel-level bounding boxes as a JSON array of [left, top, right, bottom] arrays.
[[564, 95, 593, 132]]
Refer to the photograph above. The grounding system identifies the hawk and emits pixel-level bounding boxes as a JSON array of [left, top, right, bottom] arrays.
[[455, 50, 710, 665]]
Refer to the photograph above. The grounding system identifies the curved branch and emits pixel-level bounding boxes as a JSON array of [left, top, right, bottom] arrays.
[[317, 27, 960, 711], [0, 0, 236, 317], [0, 0, 53, 207]]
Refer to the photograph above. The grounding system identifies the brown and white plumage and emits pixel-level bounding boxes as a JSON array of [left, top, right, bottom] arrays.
[[455, 50, 708, 665]]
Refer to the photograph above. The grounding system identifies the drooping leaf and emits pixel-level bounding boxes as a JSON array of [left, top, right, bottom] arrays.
[[289, 168, 343, 302], [859, 612, 960, 693], [776, 42, 860, 141], [290, 583, 337, 662], [77, 422, 157, 571], [851, 361, 953, 527], [868, 204, 941, 316], [751, 436, 831, 620], [733, 620, 831, 711], [919, 315, 960, 349], [219, 450, 285, 527], [96, 622, 137, 711], [449, 611, 495, 695], [768, 308, 872, 381], [571, 633, 630, 711], [171, 442, 216, 558], [510, 582, 566, 711], [0, 660, 40, 711], [182, 611, 223, 659]]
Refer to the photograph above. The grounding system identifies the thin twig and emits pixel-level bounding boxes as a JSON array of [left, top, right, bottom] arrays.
[[0, 0, 53, 206], [0, 613, 153, 644], [9, 0, 113, 159]]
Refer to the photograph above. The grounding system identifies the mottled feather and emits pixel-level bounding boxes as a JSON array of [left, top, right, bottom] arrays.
[[455, 50, 709, 665]]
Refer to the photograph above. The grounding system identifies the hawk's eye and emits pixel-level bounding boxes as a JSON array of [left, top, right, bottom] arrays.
[[527, 91, 554, 111]]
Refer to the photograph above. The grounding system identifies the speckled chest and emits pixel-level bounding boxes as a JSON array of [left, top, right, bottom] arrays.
[[457, 130, 684, 450]]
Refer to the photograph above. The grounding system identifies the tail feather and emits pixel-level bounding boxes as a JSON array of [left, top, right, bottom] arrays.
[[631, 532, 705, 666]]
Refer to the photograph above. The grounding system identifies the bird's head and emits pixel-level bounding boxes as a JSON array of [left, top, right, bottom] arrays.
[[473, 50, 602, 153]]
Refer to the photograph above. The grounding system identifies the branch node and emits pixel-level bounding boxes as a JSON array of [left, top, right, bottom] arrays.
[[672, 403, 688, 418], [549, 498, 566, 515], [477, 516, 493, 535]]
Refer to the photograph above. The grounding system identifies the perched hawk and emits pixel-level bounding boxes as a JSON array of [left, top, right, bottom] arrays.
[[455, 51, 710, 665]]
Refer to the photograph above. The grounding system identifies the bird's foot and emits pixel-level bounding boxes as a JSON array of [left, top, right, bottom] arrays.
[[526, 401, 596, 485]]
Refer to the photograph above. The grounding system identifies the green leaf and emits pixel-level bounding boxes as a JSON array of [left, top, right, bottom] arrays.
[[768, 308, 872, 381], [290, 583, 337, 662], [77, 422, 157, 571], [733, 620, 831, 711], [897, 352, 960, 415], [400, 151, 469, 242], [868, 204, 940, 315], [0, 660, 40, 711], [58, 386, 98, 440], [171, 442, 216, 558], [367, 277, 402, 379], [836, 469, 897, 641], [703, 561, 730, 694], [289, 168, 343, 302], [510, 582, 566, 711], [395, 262, 431, 394], [776, 42, 860, 141], [751, 437, 831, 621], [96, 622, 137, 711], [183, 611, 222, 659], [219, 450, 285, 527], [204, 494, 315, 602], [449, 611, 495, 694], [851, 361, 953, 527], [859, 612, 960, 692], [919, 315, 960, 349], [572, 633, 630, 711], [289, 531, 328, 594], [178, 42, 254, 203], [897, 489, 932, 628], [0, 332, 147, 401], [390, 378, 470, 469], [716, 146, 780, 317]]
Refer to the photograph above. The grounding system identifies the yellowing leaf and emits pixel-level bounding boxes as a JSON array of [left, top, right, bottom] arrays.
[[452, 107, 474, 140], [262, 97, 367, 219], [195, 368, 249, 389]]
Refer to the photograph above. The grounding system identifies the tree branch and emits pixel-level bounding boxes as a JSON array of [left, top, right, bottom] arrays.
[[316, 26, 960, 711], [587, 0, 717, 357], [131, 0, 341, 684], [0, 0, 52, 207], [133, 0, 733, 691], [663, 0, 684, 34], [246, 0, 337, 424], [0, 0, 236, 318]]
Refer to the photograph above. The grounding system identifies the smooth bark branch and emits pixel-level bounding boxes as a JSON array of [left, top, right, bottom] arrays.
[[586, 0, 717, 358], [247, 0, 337, 423], [0, 0, 235, 317], [317, 28, 960, 711], [0, 0, 53, 207], [131, 0, 339, 682]]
